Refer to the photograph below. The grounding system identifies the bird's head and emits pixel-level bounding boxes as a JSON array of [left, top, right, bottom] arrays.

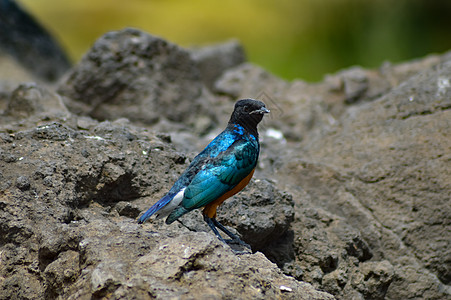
[[230, 99, 270, 127]]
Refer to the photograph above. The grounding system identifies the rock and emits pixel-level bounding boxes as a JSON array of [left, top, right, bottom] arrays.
[[0, 104, 333, 299], [1, 28, 451, 299], [44, 250, 80, 298], [128, 232, 334, 299], [58, 28, 217, 134], [214, 62, 289, 99], [354, 261, 394, 300], [4, 83, 69, 119], [271, 57, 451, 298], [190, 39, 246, 90], [15, 175, 30, 191], [0, 0, 70, 82], [114, 201, 141, 218], [217, 179, 294, 251], [337, 66, 369, 103]]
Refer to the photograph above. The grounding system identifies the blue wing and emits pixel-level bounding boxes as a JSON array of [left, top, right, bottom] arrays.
[[181, 138, 258, 210]]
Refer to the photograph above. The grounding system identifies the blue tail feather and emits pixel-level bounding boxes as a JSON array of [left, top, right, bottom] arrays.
[[166, 206, 190, 224], [138, 194, 174, 224]]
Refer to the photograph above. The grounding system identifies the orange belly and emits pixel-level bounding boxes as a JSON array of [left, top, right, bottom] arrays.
[[203, 168, 255, 218]]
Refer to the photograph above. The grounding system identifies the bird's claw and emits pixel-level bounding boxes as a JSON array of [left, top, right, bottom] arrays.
[[231, 248, 252, 255], [224, 238, 252, 250]]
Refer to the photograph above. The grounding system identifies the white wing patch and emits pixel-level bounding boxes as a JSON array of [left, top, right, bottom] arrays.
[[155, 188, 185, 219]]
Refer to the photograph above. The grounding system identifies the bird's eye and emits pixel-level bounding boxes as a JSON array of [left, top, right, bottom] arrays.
[[244, 105, 251, 113]]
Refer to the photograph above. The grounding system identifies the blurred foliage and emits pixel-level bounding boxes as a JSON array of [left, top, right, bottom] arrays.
[[18, 0, 451, 81]]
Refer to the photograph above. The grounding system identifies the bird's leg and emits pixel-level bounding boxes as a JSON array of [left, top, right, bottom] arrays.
[[203, 214, 228, 244], [203, 215, 251, 250], [211, 218, 251, 250]]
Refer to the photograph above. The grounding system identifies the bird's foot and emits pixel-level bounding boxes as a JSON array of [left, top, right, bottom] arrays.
[[224, 238, 252, 250], [231, 248, 252, 255], [222, 239, 251, 254], [203, 215, 253, 253]]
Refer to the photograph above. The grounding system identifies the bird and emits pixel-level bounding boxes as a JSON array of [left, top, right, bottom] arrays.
[[138, 99, 270, 249]]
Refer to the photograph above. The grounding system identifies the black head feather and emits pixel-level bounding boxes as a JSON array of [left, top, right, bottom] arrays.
[[228, 99, 270, 135]]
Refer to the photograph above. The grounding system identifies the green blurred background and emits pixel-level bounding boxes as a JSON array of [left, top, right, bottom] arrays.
[[19, 0, 451, 81]]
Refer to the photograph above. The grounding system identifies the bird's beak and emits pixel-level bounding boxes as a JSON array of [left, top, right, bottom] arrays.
[[250, 107, 270, 115]]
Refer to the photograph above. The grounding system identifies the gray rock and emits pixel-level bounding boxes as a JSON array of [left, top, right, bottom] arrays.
[[338, 66, 369, 103], [0, 108, 332, 299], [214, 62, 289, 99], [1, 29, 451, 299], [5, 83, 68, 118], [271, 58, 451, 298], [190, 39, 246, 90], [58, 28, 217, 134], [114, 201, 141, 218], [218, 179, 294, 250], [15, 175, 30, 191]]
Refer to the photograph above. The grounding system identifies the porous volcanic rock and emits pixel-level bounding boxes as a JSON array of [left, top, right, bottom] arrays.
[[0, 76, 330, 299], [1, 26, 451, 299], [57, 28, 217, 135]]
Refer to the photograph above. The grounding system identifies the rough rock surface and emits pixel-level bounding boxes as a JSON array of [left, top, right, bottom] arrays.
[[0, 82, 329, 299], [190, 39, 246, 90], [1, 27, 451, 299], [57, 28, 217, 135]]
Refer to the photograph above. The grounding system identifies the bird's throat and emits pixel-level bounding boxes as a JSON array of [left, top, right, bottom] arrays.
[[229, 116, 262, 137]]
